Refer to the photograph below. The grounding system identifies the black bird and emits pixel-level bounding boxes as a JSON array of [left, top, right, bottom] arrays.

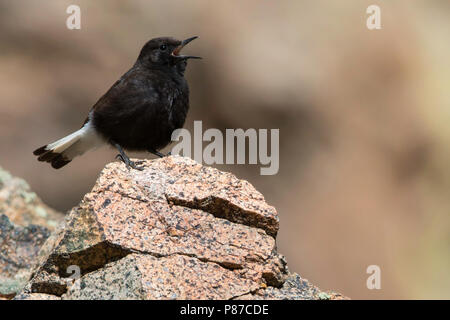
[[33, 36, 200, 170]]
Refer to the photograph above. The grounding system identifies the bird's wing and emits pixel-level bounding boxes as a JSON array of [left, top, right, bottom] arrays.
[[84, 68, 166, 125]]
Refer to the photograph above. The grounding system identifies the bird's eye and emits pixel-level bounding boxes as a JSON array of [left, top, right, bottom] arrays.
[[160, 44, 167, 51]]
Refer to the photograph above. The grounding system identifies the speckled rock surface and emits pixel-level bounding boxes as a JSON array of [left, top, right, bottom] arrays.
[[18, 156, 341, 300], [0, 166, 63, 299], [13, 292, 61, 300], [235, 273, 348, 300], [0, 166, 63, 230], [0, 214, 51, 298]]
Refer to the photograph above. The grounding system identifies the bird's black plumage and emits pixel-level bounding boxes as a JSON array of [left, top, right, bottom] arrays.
[[33, 36, 200, 170]]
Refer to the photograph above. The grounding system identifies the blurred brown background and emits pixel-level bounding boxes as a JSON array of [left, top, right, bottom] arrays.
[[0, 0, 449, 299]]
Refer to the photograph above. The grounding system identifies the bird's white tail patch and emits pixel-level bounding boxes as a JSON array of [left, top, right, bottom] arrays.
[[37, 120, 105, 165]]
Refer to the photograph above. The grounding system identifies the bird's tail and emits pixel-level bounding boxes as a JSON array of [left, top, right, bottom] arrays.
[[33, 122, 104, 169]]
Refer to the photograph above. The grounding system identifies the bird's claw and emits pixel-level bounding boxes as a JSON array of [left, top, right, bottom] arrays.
[[129, 161, 145, 171], [115, 153, 144, 171]]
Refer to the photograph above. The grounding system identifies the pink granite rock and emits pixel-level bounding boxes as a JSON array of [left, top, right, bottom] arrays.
[[17, 156, 338, 300], [0, 165, 62, 230], [0, 166, 63, 299]]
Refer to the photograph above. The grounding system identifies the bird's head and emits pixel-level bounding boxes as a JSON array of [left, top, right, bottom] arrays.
[[137, 36, 201, 72]]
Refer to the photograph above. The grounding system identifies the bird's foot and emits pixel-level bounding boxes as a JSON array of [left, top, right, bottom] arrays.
[[113, 142, 145, 171], [115, 154, 144, 171]]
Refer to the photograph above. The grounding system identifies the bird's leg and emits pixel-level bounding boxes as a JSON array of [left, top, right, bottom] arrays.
[[113, 142, 144, 171], [148, 148, 170, 158]]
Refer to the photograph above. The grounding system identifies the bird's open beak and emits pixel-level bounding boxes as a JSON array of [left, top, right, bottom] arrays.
[[172, 36, 201, 60]]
